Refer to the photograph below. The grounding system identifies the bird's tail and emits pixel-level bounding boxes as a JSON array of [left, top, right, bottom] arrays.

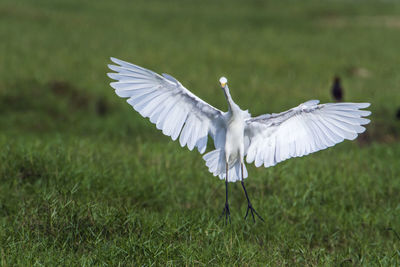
[[203, 148, 248, 182]]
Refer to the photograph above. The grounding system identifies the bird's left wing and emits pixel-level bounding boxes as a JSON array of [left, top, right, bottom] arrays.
[[244, 100, 371, 168], [107, 57, 224, 153]]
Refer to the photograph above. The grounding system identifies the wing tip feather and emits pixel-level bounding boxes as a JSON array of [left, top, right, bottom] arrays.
[[110, 57, 121, 65], [107, 72, 116, 80], [360, 102, 371, 108]]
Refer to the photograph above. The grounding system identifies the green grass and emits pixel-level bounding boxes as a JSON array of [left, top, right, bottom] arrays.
[[1, 0, 400, 265]]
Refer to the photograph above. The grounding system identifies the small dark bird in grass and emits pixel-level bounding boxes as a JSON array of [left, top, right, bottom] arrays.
[[396, 108, 400, 120], [331, 76, 343, 102]]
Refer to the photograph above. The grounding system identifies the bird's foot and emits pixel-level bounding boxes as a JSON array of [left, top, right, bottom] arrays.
[[219, 202, 231, 224], [244, 202, 264, 223]]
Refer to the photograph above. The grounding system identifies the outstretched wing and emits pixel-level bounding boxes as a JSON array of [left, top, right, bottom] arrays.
[[244, 100, 371, 168], [107, 57, 224, 153]]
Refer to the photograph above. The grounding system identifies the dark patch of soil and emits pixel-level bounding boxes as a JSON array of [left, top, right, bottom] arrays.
[[48, 80, 90, 109]]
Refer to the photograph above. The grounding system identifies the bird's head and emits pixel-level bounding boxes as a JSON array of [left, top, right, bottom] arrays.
[[219, 77, 228, 88]]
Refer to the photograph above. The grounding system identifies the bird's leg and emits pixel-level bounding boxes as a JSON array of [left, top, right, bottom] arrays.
[[219, 162, 231, 224], [241, 163, 264, 223]]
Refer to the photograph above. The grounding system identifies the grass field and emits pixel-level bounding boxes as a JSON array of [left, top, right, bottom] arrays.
[[1, 0, 400, 265]]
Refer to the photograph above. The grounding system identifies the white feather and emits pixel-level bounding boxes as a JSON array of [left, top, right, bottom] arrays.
[[244, 101, 371, 168], [108, 58, 371, 185], [108, 57, 224, 155]]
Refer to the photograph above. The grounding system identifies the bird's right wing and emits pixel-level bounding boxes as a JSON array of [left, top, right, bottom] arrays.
[[107, 57, 225, 153], [244, 100, 371, 168]]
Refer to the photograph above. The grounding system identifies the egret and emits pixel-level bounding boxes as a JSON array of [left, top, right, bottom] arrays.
[[107, 58, 371, 222]]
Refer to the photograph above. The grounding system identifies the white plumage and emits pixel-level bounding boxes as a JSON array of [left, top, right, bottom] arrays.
[[107, 58, 371, 183], [107, 57, 371, 221], [244, 101, 371, 168]]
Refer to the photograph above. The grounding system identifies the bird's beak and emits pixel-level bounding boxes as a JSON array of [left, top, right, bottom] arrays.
[[220, 82, 226, 88]]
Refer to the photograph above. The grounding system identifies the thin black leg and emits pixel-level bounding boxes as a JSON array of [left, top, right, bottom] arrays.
[[219, 162, 231, 224], [241, 163, 264, 222]]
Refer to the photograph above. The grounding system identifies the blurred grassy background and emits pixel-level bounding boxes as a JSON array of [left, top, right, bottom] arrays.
[[1, 0, 400, 265]]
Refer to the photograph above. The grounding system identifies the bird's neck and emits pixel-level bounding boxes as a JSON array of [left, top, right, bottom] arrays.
[[224, 86, 240, 114]]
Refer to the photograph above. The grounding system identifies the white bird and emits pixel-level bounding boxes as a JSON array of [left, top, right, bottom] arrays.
[[107, 57, 371, 222]]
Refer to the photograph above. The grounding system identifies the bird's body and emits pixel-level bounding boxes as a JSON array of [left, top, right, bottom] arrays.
[[223, 88, 248, 168], [332, 76, 344, 102], [225, 115, 245, 167], [107, 57, 371, 222]]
